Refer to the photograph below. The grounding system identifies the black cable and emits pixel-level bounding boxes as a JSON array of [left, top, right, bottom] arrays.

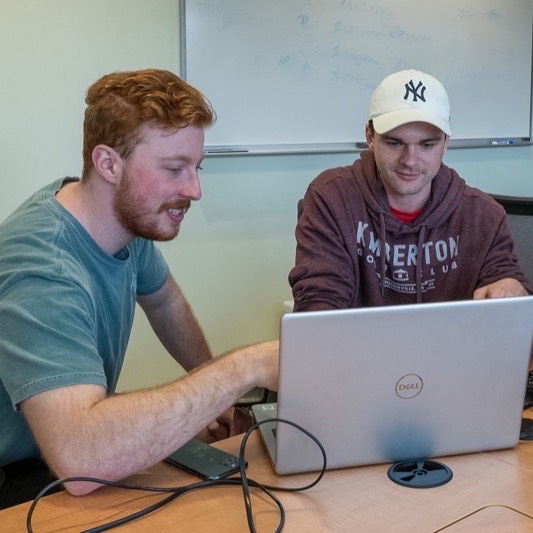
[[26, 418, 327, 532], [238, 418, 327, 532], [82, 479, 214, 533], [26, 477, 187, 533], [84, 478, 287, 533]]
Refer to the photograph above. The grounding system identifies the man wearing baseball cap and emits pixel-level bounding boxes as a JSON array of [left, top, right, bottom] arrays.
[[289, 69, 530, 310]]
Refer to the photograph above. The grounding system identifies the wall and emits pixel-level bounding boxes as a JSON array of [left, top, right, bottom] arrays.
[[1, 0, 532, 391]]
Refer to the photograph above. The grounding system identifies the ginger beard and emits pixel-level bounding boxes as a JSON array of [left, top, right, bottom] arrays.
[[113, 169, 191, 242]]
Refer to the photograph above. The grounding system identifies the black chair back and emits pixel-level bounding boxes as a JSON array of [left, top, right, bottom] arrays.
[[491, 194, 533, 287]]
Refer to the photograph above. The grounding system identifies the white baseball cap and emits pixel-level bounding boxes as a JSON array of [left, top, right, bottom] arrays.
[[368, 69, 452, 136]]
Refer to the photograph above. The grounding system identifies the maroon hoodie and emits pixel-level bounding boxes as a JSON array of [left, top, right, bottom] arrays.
[[289, 150, 530, 311]]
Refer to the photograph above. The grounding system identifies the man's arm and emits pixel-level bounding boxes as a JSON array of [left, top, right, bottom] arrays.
[[137, 274, 212, 371], [473, 204, 532, 298], [290, 186, 356, 311], [473, 277, 528, 299], [20, 340, 278, 496], [137, 274, 251, 441]]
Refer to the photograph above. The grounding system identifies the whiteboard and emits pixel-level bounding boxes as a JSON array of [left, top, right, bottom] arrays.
[[181, 0, 533, 154]]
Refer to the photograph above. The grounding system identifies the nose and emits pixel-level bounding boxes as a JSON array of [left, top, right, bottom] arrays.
[[399, 145, 418, 166], [180, 170, 202, 201]]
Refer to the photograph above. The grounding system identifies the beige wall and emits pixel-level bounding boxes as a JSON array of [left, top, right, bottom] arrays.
[[2, 0, 533, 391]]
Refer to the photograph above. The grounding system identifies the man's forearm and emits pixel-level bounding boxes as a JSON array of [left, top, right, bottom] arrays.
[[22, 341, 277, 496]]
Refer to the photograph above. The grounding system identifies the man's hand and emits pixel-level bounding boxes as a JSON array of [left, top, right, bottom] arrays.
[[194, 339, 279, 443], [473, 277, 528, 299], [196, 407, 253, 443]]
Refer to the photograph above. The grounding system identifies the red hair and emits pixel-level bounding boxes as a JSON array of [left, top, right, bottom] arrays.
[[82, 69, 215, 177]]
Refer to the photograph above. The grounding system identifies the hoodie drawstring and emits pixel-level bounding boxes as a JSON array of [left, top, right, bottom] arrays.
[[416, 225, 427, 303], [379, 212, 427, 304], [379, 212, 387, 297]]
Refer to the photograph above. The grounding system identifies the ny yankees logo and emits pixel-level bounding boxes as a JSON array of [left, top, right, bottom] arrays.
[[404, 80, 426, 102]]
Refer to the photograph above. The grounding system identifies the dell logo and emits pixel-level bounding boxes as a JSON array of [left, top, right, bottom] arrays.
[[395, 374, 424, 399]]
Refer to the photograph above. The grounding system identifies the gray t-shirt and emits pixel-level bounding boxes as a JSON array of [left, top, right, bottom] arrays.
[[0, 178, 169, 465]]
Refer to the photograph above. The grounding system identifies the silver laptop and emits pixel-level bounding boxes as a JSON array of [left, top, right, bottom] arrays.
[[253, 297, 533, 475]]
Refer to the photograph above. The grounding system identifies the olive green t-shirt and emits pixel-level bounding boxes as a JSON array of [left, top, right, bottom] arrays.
[[0, 178, 169, 465]]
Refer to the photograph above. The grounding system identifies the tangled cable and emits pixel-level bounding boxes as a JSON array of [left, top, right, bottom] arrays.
[[26, 417, 327, 532]]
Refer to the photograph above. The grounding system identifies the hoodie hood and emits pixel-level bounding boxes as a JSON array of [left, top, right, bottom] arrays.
[[355, 150, 466, 234], [353, 150, 466, 302]]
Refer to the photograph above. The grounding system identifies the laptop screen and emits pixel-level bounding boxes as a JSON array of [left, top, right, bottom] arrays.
[[256, 297, 533, 474]]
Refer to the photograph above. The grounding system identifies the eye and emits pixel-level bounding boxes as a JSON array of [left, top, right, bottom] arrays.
[[385, 140, 400, 148], [421, 142, 438, 150]]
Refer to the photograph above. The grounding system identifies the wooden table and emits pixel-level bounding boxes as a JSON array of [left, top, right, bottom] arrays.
[[3, 412, 533, 532]]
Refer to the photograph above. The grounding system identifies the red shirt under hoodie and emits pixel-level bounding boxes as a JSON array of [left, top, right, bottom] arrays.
[[289, 150, 530, 311]]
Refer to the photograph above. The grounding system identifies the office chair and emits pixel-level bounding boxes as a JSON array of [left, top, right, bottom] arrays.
[[491, 194, 533, 415], [297, 198, 304, 220], [280, 199, 305, 314], [490, 194, 533, 286]]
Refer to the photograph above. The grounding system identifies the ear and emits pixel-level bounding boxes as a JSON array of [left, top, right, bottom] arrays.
[[91, 145, 124, 185], [365, 123, 375, 149]]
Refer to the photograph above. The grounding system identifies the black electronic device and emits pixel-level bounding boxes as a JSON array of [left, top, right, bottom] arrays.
[[524, 370, 533, 408], [520, 418, 533, 440], [165, 438, 244, 480], [521, 370, 533, 440]]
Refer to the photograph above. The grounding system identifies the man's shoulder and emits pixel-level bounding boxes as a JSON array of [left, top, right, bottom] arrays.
[[309, 163, 359, 194], [460, 184, 506, 214], [0, 181, 94, 294], [1, 178, 72, 232]]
